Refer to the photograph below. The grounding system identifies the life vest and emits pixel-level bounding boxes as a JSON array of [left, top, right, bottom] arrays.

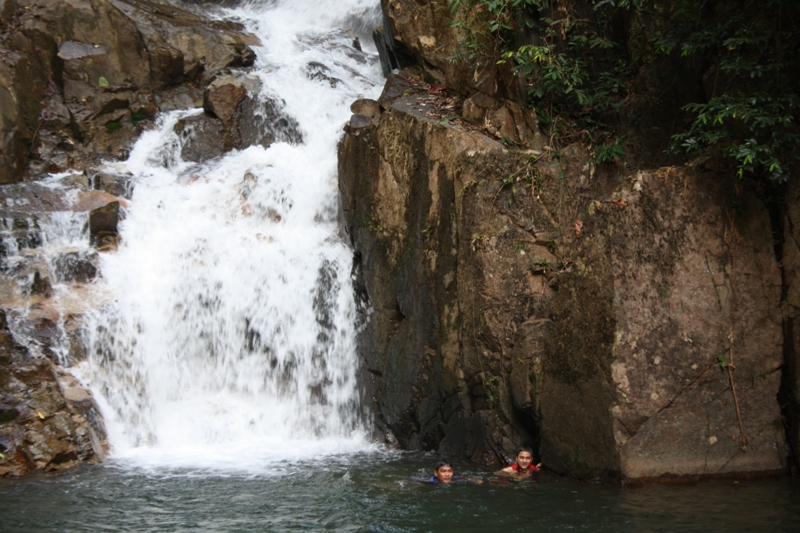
[[511, 463, 538, 474]]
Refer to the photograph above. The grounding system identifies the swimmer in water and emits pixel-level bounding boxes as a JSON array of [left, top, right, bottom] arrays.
[[500, 446, 541, 476], [429, 460, 455, 483]]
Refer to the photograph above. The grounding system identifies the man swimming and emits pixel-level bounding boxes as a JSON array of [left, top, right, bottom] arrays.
[[429, 460, 455, 483], [500, 446, 541, 476]]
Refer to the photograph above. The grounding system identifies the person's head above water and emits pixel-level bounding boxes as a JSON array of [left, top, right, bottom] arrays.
[[433, 460, 454, 483], [500, 445, 541, 475], [514, 446, 534, 469]]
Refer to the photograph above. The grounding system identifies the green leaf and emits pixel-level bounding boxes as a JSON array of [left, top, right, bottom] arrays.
[[98, 77, 109, 87]]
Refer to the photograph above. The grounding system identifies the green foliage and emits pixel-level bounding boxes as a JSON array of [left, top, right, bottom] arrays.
[[448, 0, 799, 182], [130, 110, 148, 122], [98, 76, 109, 87], [448, 0, 634, 150], [104, 120, 122, 133], [672, 94, 800, 181], [595, 141, 625, 164], [654, 0, 800, 182]]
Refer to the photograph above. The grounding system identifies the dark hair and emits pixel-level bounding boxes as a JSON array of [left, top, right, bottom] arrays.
[[434, 460, 453, 471], [515, 446, 534, 458]]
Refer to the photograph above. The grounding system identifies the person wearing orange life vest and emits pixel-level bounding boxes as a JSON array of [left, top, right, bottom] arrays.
[[501, 446, 541, 475]]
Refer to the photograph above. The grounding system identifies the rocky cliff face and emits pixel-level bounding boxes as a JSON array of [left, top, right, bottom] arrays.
[[338, 0, 793, 481], [542, 168, 785, 480], [0, 0, 256, 184], [341, 88, 560, 460], [0, 0, 265, 476], [781, 181, 800, 473], [0, 309, 106, 476]]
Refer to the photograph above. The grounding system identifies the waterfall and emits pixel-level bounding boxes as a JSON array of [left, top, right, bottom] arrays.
[[74, 0, 383, 468]]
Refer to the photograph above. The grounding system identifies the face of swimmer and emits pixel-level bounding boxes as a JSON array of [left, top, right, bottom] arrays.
[[434, 464, 454, 483], [515, 450, 533, 470]]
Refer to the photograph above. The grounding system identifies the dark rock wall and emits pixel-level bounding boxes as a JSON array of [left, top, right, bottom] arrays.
[[341, 0, 796, 484], [547, 170, 785, 480], [781, 180, 800, 472], [541, 268, 619, 479], [340, 98, 552, 462], [339, 93, 788, 479], [340, 0, 795, 476]]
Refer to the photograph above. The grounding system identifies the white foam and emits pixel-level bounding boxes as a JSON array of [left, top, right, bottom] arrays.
[[79, 0, 383, 469]]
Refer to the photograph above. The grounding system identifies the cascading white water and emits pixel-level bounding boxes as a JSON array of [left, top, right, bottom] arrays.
[[75, 0, 383, 468]]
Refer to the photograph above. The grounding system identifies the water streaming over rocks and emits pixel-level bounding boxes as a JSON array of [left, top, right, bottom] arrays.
[[69, 0, 384, 468]]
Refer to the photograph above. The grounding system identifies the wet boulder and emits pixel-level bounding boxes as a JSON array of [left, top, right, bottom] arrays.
[[0, 358, 107, 476], [90, 171, 134, 199], [0, 182, 123, 342], [350, 99, 381, 119], [52, 251, 98, 283], [349, 98, 381, 132], [179, 73, 303, 163], [175, 113, 228, 163], [0, 310, 107, 477], [306, 61, 341, 87], [0, 184, 124, 255], [89, 200, 121, 246], [205, 79, 250, 127]]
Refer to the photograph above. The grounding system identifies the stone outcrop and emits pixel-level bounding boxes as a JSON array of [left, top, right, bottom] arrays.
[[0, 182, 122, 294], [339, 75, 788, 480], [341, 92, 545, 459], [0, 0, 257, 184], [0, 169, 124, 479], [540, 169, 785, 480], [175, 73, 302, 163], [0, 309, 107, 476], [781, 181, 800, 473], [378, 0, 512, 99]]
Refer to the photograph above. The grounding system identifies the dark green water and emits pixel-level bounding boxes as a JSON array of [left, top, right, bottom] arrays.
[[1, 452, 799, 532]]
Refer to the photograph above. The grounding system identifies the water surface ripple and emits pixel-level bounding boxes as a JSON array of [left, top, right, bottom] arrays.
[[1, 454, 799, 532]]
